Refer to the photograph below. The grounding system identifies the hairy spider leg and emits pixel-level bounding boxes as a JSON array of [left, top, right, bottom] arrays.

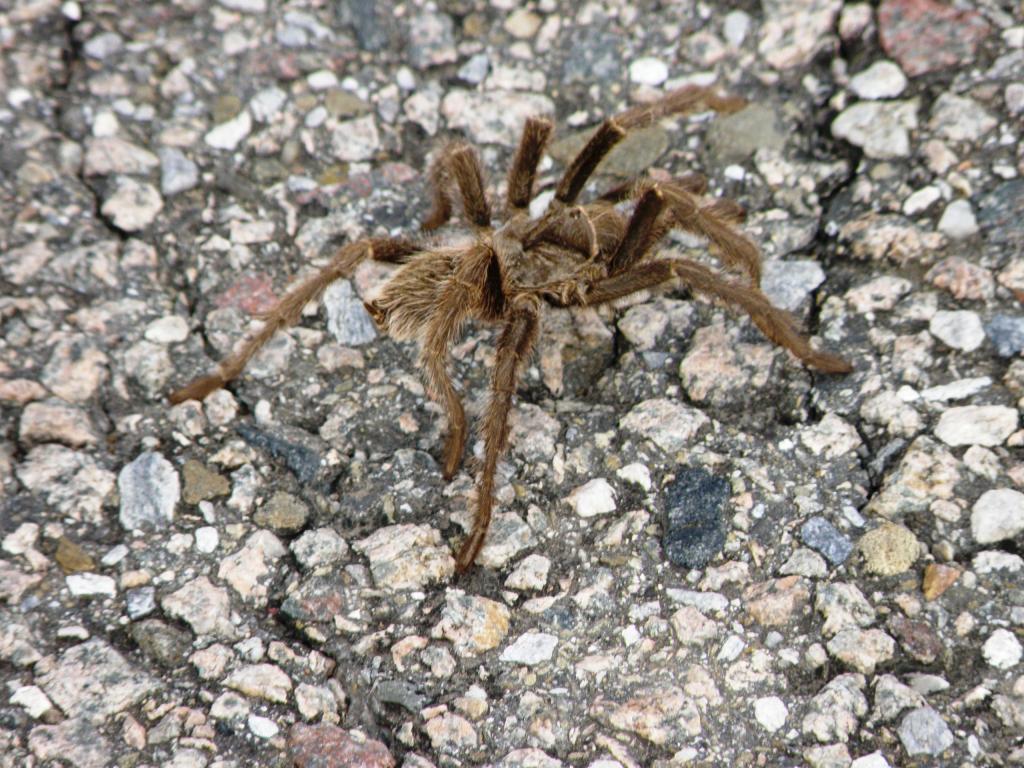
[[650, 180, 763, 285], [554, 85, 746, 207], [506, 117, 554, 212], [455, 297, 541, 572], [418, 247, 501, 479], [422, 143, 492, 230], [599, 172, 708, 202], [607, 186, 667, 274], [564, 257, 852, 373], [168, 236, 418, 404]]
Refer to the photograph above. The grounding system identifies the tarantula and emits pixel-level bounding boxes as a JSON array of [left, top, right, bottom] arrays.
[[170, 85, 851, 572]]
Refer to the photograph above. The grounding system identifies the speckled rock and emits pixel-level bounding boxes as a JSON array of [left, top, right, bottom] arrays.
[[433, 590, 510, 656], [971, 489, 1024, 544], [353, 524, 454, 590], [289, 723, 395, 768], [898, 707, 954, 756], [37, 639, 160, 723], [118, 452, 180, 531], [858, 523, 919, 576], [662, 467, 729, 569]]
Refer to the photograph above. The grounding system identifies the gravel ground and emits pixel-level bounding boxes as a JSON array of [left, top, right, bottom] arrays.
[[2, 0, 1023, 766]]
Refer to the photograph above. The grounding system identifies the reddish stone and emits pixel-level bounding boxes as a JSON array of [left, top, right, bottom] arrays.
[[879, 0, 990, 77], [289, 723, 395, 768], [888, 614, 944, 664], [214, 273, 278, 315], [743, 576, 811, 627]]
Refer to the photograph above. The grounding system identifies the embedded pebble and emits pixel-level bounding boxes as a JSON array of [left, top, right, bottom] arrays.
[[986, 315, 1024, 357], [505, 554, 550, 591], [434, 591, 510, 656], [290, 528, 349, 570], [826, 628, 895, 675], [663, 467, 729, 570], [101, 177, 163, 232], [144, 315, 189, 344], [118, 452, 179, 531], [158, 148, 199, 196], [205, 109, 252, 150], [935, 406, 1017, 447], [780, 547, 828, 578], [831, 100, 917, 158], [928, 310, 984, 351], [353, 524, 454, 590], [161, 576, 238, 641], [800, 517, 853, 566], [972, 489, 1024, 544], [324, 280, 377, 345], [37, 639, 160, 722], [19, 401, 97, 448], [66, 574, 116, 598], [858, 522, 919, 576], [982, 629, 1022, 669], [937, 199, 979, 239], [330, 114, 380, 162], [761, 260, 825, 311], [898, 707, 954, 756], [754, 696, 788, 732], [566, 478, 617, 518], [849, 60, 907, 99], [248, 714, 279, 739], [441, 89, 555, 146], [629, 57, 669, 86], [929, 93, 996, 142], [225, 664, 292, 703], [620, 398, 708, 453], [802, 674, 868, 743], [500, 632, 558, 666]]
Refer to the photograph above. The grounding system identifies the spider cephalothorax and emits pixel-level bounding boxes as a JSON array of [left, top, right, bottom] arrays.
[[170, 85, 851, 572]]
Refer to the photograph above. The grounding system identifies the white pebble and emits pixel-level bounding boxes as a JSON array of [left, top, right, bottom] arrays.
[[566, 478, 617, 518], [982, 628, 1022, 669], [936, 406, 1017, 448], [938, 199, 979, 239], [247, 714, 279, 739], [971, 488, 1024, 544], [205, 110, 252, 151], [928, 310, 985, 351], [307, 70, 338, 90], [11, 686, 53, 718], [754, 696, 788, 732], [629, 57, 669, 86], [195, 526, 220, 553], [500, 631, 558, 665], [903, 186, 941, 216], [849, 60, 907, 100], [66, 573, 117, 598], [616, 462, 652, 491], [144, 316, 189, 344]]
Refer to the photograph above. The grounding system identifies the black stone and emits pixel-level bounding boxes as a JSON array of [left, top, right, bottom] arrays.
[[662, 467, 729, 569], [236, 423, 321, 484]]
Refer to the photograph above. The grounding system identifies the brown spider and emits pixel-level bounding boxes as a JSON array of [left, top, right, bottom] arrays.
[[170, 85, 852, 572]]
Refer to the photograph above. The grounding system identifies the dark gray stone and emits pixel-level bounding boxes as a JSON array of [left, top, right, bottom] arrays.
[[978, 179, 1024, 248], [662, 467, 729, 569], [800, 516, 853, 565], [985, 315, 1024, 357], [129, 619, 193, 669], [236, 424, 321, 484]]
